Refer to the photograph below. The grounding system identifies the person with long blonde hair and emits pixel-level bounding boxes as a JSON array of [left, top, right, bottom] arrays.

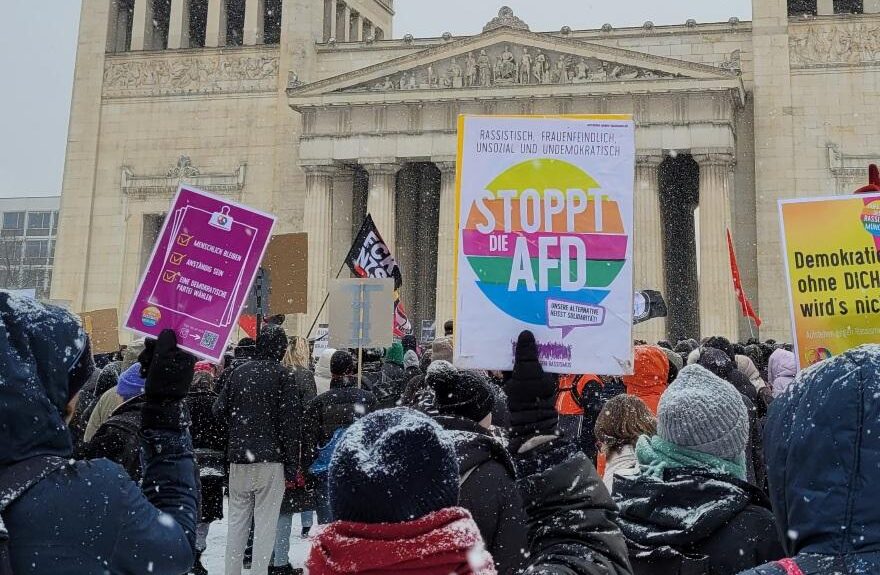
[[283, 335, 311, 370]]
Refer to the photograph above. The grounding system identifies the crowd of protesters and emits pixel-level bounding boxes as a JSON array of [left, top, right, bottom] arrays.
[[1, 291, 877, 575]]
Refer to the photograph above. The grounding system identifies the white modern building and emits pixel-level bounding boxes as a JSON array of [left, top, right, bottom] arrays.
[[0, 196, 60, 300]]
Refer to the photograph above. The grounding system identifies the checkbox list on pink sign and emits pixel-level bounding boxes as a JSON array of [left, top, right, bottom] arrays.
[[124, 185, 276, 362]]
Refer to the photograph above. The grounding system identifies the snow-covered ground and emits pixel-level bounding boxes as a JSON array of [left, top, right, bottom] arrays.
[[202, 500, 312, 574]]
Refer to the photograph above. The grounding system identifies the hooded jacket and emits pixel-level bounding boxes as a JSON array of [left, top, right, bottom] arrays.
[[0, 293, 198, 575], [314, 347, 336, 395], [613, 467, 783, 575], [741, 345, 880, 575], [767, 349, 797, 398], [736, 354, 767, 391], [515, 440, 633, 575], [301, 376, 378, 470], [307, 506, 496, 575], [623, 346, 669, 415], [212, 324, 303, 465], [435, 415, 528, 575]]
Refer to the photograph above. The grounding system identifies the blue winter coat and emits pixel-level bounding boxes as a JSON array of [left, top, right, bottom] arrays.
[[0, 292, 198, 574], [740, 345, 880, 575]]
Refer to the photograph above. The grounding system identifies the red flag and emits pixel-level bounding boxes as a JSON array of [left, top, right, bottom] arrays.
[[727, 229, 762, 327], [238, 314, 257, 339]]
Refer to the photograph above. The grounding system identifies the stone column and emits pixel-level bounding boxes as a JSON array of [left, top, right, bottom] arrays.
[[205, 0, 227, 47], [167, 0, 190, 49], [696, 153, 739, 340], [434, 161, 456, 326], [303, 166, 337, 324], [130, 0, 155, 50], [243, 0, 265, 45], [328, 0, 338, 40], [634, 153, 666, 343], [331, 170, 355, 271], [363, 163, 400, 252], [817, 0, 834, 15], [352, 12, 362, 41], [342, 3, 351, 41]]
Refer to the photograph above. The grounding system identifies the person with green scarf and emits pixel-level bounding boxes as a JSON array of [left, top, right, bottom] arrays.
[[611, 364, 784, 575]]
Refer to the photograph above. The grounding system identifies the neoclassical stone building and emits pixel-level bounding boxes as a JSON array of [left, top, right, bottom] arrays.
[[53, 0, 880, 344]]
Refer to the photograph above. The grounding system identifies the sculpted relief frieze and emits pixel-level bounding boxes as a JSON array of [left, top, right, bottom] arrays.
[[337, 43, 680, 93], [103, 51, 279, 98], [790, 22, 880, 68]]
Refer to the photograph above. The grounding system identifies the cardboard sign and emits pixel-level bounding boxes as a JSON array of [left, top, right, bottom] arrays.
[[80, 308, 120, 354], [779, 192, 880, 368], [454, 114, 635, 374], [262, 233, 308, 315], [328, 278, 394, 349], [125, 185, 276, 362]]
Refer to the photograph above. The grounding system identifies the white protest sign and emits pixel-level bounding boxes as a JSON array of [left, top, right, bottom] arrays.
[[454, 114, 635, 374], [328, 278, 394, 349]]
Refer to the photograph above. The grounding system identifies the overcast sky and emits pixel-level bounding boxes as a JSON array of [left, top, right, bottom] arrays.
[[0, 0, 750, 198]]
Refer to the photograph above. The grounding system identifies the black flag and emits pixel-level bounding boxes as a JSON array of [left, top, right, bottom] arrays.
[[345, 214, 403, 289], [345, 214, 411, 336]]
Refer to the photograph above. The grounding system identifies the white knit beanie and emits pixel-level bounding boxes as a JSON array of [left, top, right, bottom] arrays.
[[657, 364, 749, 461]]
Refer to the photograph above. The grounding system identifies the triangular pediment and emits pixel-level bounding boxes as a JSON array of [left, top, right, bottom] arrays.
[[289, 26, 737, 100]]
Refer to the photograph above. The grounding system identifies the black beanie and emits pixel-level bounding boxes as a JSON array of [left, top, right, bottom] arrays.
[[435, 369, 494, 423], [401, 334, 418, 354], [505, 331, 559, 441], [329, 407, 459, 524], [330, 350, 355, 376]]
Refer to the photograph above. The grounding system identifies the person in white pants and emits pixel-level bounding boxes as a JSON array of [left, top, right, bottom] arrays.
[[225, 462, 286, 575]]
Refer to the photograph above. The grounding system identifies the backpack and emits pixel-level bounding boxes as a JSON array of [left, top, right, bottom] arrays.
[[0, 456, 69, 575], [88, 410, 143, 482], [309, 427, 347, 478]]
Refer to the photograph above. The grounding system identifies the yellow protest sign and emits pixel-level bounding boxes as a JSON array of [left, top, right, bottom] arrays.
[[779, 193, 880, 368]]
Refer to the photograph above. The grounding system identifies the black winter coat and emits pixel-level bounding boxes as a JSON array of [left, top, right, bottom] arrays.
[[212, 325, 303, 466], [84, 396, 145, 481], [183, 388, 227, 523], [613, 467, 783, 575], [364, 361, 408, 409], [399, 373, 437, 414], [302, 376, 377, 470], [435, 415, 527, 575], [515, 439, 633, 575], [282, 366, 319, 513]]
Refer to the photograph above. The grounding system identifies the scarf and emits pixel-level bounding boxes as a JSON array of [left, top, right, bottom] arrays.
[[307, 507, 496, 575], [636, 435, 747, 481]]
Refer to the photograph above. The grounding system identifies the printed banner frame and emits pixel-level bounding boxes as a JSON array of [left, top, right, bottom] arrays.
[[779, 192, 880, 369], [124, 185, 276, 362], [453, 114, 635, 374]]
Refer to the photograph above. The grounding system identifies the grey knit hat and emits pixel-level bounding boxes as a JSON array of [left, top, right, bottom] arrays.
[[657, 364, 749, 461]]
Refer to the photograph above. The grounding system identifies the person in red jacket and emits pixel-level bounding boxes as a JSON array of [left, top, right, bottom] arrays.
[[307, 407, 496, 575], [621, 345, 669, 415]]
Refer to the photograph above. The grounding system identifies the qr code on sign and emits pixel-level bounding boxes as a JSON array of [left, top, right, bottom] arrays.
[[201, 331, 219, 350]]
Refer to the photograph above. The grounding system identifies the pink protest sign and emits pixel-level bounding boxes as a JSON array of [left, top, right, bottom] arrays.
[[125, 185, 276, 362]]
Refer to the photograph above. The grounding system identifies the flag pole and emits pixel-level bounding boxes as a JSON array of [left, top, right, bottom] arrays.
[[305, 260, 348, 340], [746, 316, 756, 341], [306, 215, 374, 339]]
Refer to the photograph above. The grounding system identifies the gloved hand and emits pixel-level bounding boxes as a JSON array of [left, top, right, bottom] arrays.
[[505, 330, 560, 451], [139, 329, 196, 431]]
